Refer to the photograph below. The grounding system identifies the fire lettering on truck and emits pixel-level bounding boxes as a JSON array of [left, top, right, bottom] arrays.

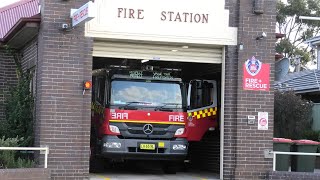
[[111, 113, 129, 119], [169, 115, 184, 122]]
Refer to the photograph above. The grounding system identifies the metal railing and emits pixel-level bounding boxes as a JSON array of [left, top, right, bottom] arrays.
[[0, 147, 49, 168], [272, 151, 320, 171]]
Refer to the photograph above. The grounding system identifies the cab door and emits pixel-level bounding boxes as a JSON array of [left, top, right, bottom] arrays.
[[186, 80, 218, 141]]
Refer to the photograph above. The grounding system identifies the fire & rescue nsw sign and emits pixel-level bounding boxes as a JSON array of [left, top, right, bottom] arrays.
[[243, 56, 270, 91]]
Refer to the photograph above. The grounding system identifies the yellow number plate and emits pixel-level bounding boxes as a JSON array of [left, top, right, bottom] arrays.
[[140, 144, 156, 150]]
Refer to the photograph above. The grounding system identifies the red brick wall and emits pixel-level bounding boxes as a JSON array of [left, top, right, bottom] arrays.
[[224, 0, 276, 179], [0, 49, 17, 123], [21, 38, 37, 71], [36, 0, 93, 179]]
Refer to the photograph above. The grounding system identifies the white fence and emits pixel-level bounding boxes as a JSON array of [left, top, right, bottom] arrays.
[[0, 147, 49, 168], [272, 151, 320, 171]]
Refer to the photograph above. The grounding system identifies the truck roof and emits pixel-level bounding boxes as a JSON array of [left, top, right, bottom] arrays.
[[93, 68, 182, 82]]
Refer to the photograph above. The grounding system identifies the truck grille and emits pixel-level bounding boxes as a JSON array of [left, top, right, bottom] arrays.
[[126, 123, 169, 136], [110, 122, 183, 140]]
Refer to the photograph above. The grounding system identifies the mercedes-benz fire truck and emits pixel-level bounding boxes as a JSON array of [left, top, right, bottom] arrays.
[[90, 65, 218, 171]]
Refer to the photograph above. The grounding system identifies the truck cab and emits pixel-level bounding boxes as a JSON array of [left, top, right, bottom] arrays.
[[90, 66, 219, 172], [91, 67, 188, 162]]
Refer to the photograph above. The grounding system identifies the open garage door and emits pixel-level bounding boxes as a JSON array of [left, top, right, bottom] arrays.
[[93, 40, 223, 64], [90, 40, 224, 179]]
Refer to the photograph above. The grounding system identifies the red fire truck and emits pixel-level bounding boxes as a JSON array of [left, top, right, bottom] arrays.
[[90, 65, 218, 172]]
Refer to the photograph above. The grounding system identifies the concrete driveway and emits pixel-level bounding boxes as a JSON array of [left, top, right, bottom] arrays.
[[89, 162, 219, 180], [90, 172, 219, 180]]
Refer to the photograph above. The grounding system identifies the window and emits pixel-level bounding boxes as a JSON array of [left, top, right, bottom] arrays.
[[93, 76, 106, 104], [110, 80, 182, 107], [189, 80, 216, 109]]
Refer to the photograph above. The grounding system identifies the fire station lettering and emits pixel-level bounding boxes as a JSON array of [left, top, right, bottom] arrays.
[[87, 0, 238, 46], [118, 8, 144, 19], [169, 115, 184, 122], [111, 112, 129, 119], [117, 7, 208, 24], [160, 11, 209, 23]]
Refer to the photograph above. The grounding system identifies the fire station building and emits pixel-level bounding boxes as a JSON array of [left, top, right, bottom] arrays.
[[0, 0, 277, 179]]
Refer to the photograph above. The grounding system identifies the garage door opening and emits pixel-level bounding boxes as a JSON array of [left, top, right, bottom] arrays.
[[90, 56, 223, 180]]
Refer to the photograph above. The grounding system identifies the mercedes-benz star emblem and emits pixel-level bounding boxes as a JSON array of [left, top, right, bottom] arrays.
[[143, 124, 153, 135]]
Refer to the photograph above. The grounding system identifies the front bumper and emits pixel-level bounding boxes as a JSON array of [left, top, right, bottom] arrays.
[[101, 136, 188, 160]]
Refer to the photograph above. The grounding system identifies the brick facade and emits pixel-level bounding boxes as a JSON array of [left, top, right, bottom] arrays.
[[35, 0, 93, 179], [0, 50, 17, 124], [223, 0, 276, 179], [0, 0, 277, 179], [21, 38, 37, 72]]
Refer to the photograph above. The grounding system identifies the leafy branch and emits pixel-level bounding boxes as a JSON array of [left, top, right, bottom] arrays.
[[276, 0, 320, 66]]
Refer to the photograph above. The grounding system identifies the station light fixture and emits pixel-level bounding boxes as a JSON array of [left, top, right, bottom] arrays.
[[83, 81, 92, 95], [256, 32, 267, 40], [84, 81, 92, 89], [141, 59, 149, 63]]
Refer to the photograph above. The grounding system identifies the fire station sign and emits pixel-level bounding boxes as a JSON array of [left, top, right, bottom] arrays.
[[70, 1, 96, 27], [258, 112, 268, 130], [85, 0, 237, 45], [243, 56, 270, 91]]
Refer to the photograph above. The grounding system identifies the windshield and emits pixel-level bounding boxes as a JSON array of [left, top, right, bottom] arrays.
[[110, 80, 182, 107]]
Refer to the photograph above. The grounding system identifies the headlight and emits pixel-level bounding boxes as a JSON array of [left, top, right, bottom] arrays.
[[103, 142, 121, 148], [173, 144, 187, 150], [109, 125, 120, 134], [174, 128, 185, 136]]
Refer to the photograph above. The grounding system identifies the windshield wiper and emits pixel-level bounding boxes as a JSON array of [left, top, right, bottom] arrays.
[[119, 101, 152, 109], [155, 103, 181, 111]]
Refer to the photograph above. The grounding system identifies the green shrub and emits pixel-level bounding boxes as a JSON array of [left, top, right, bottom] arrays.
[[4, 75, 34, 147], [2, 47, 34, 147], [274, 90, 313, 139], [0, 136, 34, 169], [301, 130, 320, 141]]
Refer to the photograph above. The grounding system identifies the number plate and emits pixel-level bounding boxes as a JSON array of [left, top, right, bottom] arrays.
[[140, 143, 156, 150]]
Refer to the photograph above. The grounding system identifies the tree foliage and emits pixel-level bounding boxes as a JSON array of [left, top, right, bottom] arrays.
[[274, 90, 313, 139], [276, 0, 320, 66], [0, 47, 34, 147]]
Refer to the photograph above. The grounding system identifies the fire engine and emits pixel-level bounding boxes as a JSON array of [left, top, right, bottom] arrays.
[[90, 65, 218, 172]]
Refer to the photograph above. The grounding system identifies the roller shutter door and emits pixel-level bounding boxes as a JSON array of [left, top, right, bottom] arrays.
[[93, 40, 223, 64]]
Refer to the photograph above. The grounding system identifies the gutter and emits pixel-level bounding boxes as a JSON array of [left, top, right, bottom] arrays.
[[0, 14, 40, 43]]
